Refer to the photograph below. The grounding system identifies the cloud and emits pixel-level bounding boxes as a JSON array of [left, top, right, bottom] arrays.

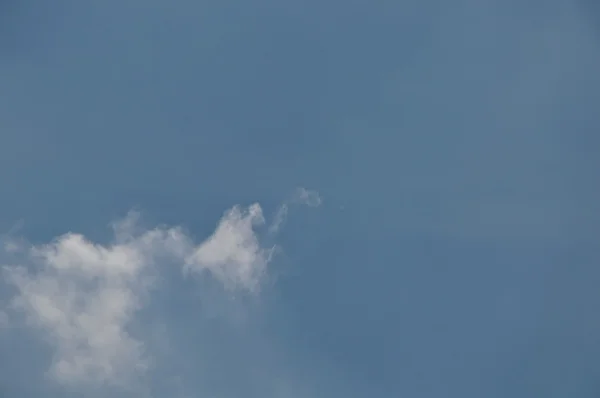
[[268, 188, 322, 235], [268, 203, 289, 235], [0, 190, 320, 391], [183, 203, 272, 294], [1, 216, 187, 388], [184, 188, 322, 292]]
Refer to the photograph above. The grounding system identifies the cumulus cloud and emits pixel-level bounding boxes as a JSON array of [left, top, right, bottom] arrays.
[[0, 189, 320, 390], [2, 217, 188, 387]]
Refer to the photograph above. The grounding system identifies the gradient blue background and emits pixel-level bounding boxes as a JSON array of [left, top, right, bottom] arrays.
[[1, 1, 599, 397]]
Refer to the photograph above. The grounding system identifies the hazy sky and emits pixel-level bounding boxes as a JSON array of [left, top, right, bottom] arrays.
[[1, 1, 599, 397]]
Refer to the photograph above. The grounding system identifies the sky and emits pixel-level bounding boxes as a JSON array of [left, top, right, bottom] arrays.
[[0, 1, 599, 397]]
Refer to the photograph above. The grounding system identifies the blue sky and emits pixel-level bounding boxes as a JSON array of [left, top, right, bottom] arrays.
[[1, 1, 599, 397]]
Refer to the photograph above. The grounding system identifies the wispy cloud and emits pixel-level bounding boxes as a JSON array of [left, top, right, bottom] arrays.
[[292, 187, 322, 207], [0, 189, 320, 392], [268, 188, 322, 235], [184, 203, 271, 294]]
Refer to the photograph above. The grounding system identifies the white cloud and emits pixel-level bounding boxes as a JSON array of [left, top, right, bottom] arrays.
[[2, 216, 188, 388], [0, 191, 320, 390], [184, 203, 272, 294], [184, 188, 322, 291]]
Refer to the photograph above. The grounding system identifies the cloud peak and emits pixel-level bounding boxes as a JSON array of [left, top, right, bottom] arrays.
[[184, 203, 271, 294]]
